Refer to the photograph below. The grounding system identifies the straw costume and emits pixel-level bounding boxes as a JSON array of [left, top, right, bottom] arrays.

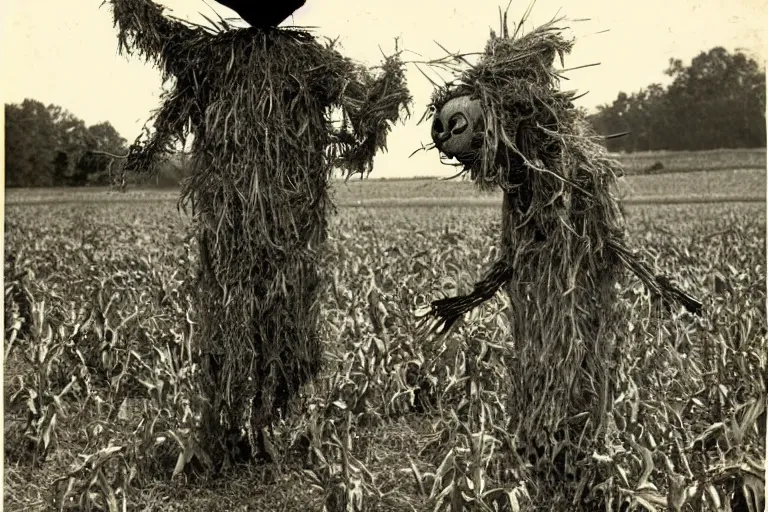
[[417, 13, 703, 505], [106, 0, 410, 467]]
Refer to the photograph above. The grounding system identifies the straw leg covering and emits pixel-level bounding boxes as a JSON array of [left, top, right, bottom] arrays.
[[190, 138, 333, 466], [192, 146, 329, 463]]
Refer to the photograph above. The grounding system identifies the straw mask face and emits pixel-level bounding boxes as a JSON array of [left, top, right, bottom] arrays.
[[431, 96, 484, 164]]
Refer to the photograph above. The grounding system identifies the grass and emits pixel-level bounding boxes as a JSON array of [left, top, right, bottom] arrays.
[[612, 148, 766, 174], [4, 169, 766, 510], [4, 166, 766, 207]]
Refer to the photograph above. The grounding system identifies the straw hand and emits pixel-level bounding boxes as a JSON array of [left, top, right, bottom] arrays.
[[606, 238, 704, 316], [415, 294, 475, 338], [416, 259, 515, 338]]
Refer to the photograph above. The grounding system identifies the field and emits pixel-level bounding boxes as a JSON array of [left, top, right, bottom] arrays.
[[3, 160, 767, 511], [4, 167, 766, 207], [609, 148, 766, 175]]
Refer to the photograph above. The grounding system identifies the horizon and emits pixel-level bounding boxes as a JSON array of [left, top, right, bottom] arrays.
[[2, 0, 766, 179]]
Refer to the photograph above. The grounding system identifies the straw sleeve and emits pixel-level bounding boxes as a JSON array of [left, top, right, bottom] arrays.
[[108, 0, 197, 77], [312, 47, 411, 178]]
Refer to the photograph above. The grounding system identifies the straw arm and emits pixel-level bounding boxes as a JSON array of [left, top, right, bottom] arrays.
[[605, 237, 703, 316], [123, 136, 173, 176], [123, 88, 190, 176], [419, 237, 703, 340], [87, 150, 129, 159], [420, 258, 514, 336], [331, 52, 411, 176], [106, 0, 195, 71], [655, 275, 704, 316]]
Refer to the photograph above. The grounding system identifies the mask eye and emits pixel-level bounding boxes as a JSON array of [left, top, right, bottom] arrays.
[[449, 113, 468, 135]]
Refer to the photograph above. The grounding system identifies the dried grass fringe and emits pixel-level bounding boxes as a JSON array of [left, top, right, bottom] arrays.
[[107, 0, 410, 464], [421, 10, 702, 503]]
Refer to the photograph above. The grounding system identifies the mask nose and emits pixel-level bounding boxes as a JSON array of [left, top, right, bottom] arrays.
[[431, 117, 449, 147], [431, 113, 469, 151]]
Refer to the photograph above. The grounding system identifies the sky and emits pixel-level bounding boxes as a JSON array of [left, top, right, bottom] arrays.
[[1, 0, 766, 179]]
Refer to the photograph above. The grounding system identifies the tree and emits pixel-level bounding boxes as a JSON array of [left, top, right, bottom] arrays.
[[81, 122, 129, 186], [48, 105, 94, 186], [643, 83, 667, 149], [4, 99, 129, 187], [589, 47, 766, 152], [4, 99, 57, 187]]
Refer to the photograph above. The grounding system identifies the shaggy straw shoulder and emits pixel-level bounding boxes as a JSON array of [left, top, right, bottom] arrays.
[[107, 0, 410, 468]]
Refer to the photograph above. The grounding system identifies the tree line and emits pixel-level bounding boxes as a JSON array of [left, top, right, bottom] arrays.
[[588, 47, 766, 153], [4, 99, 131, 188], [4, 98, 190, 189], [4, 46, 766, 188]]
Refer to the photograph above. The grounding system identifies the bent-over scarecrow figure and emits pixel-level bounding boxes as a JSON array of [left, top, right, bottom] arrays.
[[417, 14, 702, 505], [106, 0, 410, 468]]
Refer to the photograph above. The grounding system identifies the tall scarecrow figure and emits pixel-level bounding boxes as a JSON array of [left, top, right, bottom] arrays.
[[106, 0, 410, 467], [418, 14, 702, 503]]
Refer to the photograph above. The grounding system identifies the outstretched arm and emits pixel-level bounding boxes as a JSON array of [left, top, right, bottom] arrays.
[[105, 0, 202, 175], [316, 44, 411, 177], [417, 236, 703, 339], [122, 89, 191, 176], [106, 0, 197, 77], [606, 237, 703, 316], [417, 259, 514, 336]]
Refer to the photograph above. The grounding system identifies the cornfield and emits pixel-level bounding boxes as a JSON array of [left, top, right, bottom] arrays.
[[4, 188, 766, 511], [2, 4, 765, 510]]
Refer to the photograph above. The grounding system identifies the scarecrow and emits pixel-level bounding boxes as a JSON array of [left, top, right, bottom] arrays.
[[106, 0, 410, 467], [417, 13, 703, 503]]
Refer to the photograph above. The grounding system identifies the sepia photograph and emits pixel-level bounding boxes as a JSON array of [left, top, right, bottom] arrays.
[[2, 0, 766, 510]]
